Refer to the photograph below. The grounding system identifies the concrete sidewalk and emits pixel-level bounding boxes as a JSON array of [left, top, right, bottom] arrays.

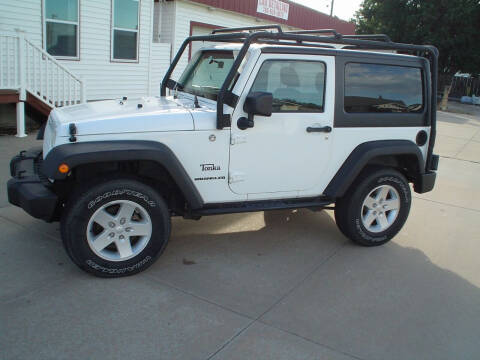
[[1, 110, 480, 360]]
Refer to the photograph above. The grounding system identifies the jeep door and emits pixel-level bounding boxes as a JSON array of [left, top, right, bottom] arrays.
[[229, 54, 335, 196]]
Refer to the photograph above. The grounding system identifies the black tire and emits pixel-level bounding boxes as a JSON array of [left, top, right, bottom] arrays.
[[61, 177, 171, 277], [334, 167, 411, 246]]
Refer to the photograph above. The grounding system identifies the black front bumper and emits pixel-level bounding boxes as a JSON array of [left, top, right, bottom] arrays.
[[7, 149, 58, 222]]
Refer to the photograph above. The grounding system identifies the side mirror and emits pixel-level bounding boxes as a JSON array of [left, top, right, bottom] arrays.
[[244, 91, 273, 116], [237, 92, 273, 130]]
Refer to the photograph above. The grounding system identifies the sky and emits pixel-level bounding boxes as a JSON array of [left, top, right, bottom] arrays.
[[291, 0, 363, 22]]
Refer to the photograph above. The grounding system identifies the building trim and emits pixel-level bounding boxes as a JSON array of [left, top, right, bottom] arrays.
[[185, 0, 355, 34], [188, 20, 224, 59]]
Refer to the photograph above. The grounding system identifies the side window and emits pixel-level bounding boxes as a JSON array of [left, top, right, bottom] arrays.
[[250, 60, 326, 112], [112, 0, 140, 61], [44, 0, 79, 58], [345, 63, 423, 113]]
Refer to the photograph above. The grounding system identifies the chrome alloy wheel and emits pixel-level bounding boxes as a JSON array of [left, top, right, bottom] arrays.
[[86, 200, 152, 262], [361, 185, 400, 233]]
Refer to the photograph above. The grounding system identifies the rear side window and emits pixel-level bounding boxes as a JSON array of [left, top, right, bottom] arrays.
[[250, 60, 326, 112], [344, 63, 423, 113]]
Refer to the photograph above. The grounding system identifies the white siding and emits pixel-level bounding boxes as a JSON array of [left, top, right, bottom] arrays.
[[159, 0, 175, 46], [149, 42, 171, 96], [0, 0, 42, 47], [62, 0, 154, 100], [0, 0, 173, 101]]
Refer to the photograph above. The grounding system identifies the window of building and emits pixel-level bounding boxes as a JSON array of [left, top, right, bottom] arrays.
[[344, 63, 424, 113], [44, 0, 79, 58], [250, 60, 326, 112], [112, 0, 140, 61]]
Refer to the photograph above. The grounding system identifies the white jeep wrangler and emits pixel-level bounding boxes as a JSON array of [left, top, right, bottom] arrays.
[[7, 26, 439, 277]]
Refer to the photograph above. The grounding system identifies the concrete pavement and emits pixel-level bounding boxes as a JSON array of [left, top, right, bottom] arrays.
[[1, 108, 479, 360]]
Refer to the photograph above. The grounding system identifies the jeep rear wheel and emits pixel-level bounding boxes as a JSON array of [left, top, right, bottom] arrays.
[[334, 168, 411, 246], [61, 178, 171, 277]]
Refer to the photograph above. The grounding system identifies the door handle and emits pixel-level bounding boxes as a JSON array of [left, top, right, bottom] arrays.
[[306, 126, 332, 133]]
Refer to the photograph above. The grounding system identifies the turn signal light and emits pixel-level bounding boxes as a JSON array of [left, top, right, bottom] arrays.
[[58, 163, 70, 174]]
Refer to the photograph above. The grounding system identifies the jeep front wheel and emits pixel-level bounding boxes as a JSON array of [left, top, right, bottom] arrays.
[[334, 168, 411, 246], [61, 178, 171, 277]]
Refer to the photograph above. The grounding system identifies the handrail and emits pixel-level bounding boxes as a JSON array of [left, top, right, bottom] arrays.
[[24, 38, 83, 83], [0, 31, 85, 107]]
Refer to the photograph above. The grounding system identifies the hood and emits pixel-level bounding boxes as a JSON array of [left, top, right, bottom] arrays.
[[50, 96, 194, 137]]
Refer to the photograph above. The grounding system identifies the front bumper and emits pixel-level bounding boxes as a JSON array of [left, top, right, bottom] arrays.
[[7, 149, 58, 222]]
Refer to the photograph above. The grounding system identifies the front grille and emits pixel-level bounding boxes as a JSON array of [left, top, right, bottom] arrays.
[[35, 156, 49, 183]]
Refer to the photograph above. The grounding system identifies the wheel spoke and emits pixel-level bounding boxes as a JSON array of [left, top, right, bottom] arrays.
[[377, 213, 389, 230], [115, 238, 134, 258], [383, 198, 400, 211], [116, 203, 136, 222], [91, 231, 115, 252], [93, 209, 115, 229], [127, 222, 151, 237], [363, 196, 376, 210], [376, 186, 390, 201], [363, 210, 377, 226]]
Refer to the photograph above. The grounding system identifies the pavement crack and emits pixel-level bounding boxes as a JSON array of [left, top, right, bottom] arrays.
[[204, 242, 347, 359], [413, 196, 480, 213], [256, 320, 367, 360], [144, 274, 255, 321], [439, 155, 480, 165]]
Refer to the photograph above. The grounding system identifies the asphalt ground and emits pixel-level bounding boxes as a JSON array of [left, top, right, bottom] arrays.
[[1, 108, 479, 360]]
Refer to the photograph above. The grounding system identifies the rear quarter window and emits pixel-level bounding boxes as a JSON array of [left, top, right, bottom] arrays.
[[344, 63, 424, 113]]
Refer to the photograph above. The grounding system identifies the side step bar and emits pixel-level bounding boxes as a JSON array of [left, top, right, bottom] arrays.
[[191, 198, 333, 216]]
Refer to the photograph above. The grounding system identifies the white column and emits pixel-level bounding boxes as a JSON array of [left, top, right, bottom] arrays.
[[16, 101, 26, 138], [15, 29, 27, 137]]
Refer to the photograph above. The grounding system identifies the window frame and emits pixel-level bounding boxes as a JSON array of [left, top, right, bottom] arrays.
[[42, 0, 80, 60], [110, 0, 141, 63], [249, 59, 327, 114], [333, 55, 430, 128], [343, 62, 425, 115]]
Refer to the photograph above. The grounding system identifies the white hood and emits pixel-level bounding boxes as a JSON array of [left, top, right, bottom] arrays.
[[50, 96, 195, 137]]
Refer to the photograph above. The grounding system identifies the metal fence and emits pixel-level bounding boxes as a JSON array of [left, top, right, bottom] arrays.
[[439, 74, 480, 99]]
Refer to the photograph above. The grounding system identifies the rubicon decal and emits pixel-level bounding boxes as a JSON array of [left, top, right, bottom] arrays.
[[200, 163, 221, 171]]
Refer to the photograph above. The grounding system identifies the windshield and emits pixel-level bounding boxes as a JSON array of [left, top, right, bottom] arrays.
[[177, 50, 236, 101]]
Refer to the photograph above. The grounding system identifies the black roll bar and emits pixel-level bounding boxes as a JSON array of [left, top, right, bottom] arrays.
[[160, 26, 438, 171]]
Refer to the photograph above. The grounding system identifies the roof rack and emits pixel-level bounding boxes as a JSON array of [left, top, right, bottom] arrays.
[[211, 24, 283, 34], [343, 34, 392, 42], [161, 25, 438, 170], [285, 29, 341, 38]]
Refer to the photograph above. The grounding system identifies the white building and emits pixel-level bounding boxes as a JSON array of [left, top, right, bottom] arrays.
[[0, 0, 354, 136]]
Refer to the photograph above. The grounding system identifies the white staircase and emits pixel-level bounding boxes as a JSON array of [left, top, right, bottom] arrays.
[[0, 30, 86, 137]]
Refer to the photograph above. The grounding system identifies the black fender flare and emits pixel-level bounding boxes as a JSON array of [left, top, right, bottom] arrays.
[[42, 140, 204, 209], [323, 140, 425, 199]]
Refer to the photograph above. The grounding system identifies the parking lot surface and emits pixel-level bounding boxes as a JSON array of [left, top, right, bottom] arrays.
[[1, 108, 480, 360]]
